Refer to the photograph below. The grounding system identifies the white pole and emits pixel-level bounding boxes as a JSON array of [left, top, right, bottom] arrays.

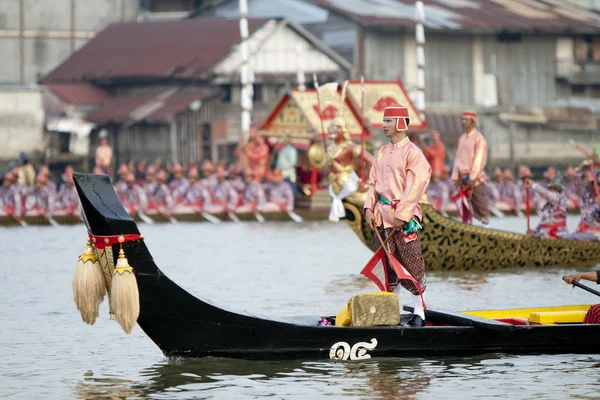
[[239, 0, 252, 140], [296, 43, 306, 91], [415, 1, 426, 121]]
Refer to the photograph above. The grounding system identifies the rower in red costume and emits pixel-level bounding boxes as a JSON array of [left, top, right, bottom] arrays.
[[152, 170, 174, 213], [499, 169, 523, 212], [0, 172, 23, 218], [451, 111, 490, 226], [56, 168, 81, 218], [238, 169, 266, 213], [201, 161, 218, 192], [169, 163, 190, 203], [265, 168, 294, 212], [114, 164, 129, 200], [564, 171, 600, 241], [118, 172, 148, 215], [364, 105, 431, 327], [526, 176, 569, 239], [327, 117, 374, 222], [27, 174, 55, 218], [213, 167, 238, 212]]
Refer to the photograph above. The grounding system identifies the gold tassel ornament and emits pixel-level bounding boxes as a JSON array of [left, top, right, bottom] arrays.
[[110, 239, 140, 334], [72, 239, 106, 325]]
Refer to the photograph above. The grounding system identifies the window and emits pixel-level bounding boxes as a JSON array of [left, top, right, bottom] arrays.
[[252, 84, 263, 103], [200, 123, 212, 160], [221, 84, 232, 103]]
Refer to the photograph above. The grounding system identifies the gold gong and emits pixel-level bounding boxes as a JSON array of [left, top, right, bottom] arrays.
[[308, 142, 327, 169]]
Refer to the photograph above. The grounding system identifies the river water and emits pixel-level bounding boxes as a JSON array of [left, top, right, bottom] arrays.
[[1, 215, 599, 399]]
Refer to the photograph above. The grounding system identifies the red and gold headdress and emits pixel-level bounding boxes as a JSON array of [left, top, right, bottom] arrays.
[[462, 110, 478, 124], [383, 105, 410, 131]]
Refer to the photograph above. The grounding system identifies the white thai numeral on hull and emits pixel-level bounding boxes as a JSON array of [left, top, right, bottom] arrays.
[[329, 338, 378, 360]]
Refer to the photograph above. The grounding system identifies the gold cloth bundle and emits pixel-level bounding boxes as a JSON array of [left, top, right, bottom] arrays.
[[336, 292, 400, 327]]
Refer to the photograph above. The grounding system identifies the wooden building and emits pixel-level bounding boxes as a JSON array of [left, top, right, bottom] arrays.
[[40, 16, 351, 168]]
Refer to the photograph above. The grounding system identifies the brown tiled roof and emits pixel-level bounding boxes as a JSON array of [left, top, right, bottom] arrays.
[[41, 18, 266, 84], [315, 0, 600, 33], [44, 83, 112, 105], [87, 88, 221, 123]]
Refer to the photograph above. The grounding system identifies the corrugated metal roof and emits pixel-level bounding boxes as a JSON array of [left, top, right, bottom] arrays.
[[41, 18, 266, 84], [315, 0, 600, 33], [87, 88, 220, 123], [44, 83, 112, 105]]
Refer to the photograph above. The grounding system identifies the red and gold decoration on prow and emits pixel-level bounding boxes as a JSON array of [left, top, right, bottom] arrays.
[[72, 233, 143, 334], [259, 86, 365, 147]]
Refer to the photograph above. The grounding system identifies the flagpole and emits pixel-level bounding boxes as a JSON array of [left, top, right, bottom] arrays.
[[313, 73, 328, 153], [415, 1, 426, 122], [360, 75, 366, 182], [239, 0, 252, 141]]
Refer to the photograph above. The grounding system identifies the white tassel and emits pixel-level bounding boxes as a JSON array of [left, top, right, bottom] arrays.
[[110, 245, 140, 334], [72, 240, 106, 325]]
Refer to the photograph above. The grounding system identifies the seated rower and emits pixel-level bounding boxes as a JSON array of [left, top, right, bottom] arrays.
[[114, 164, 129, 199], [201, 161, 218, 192], [180, 168, 216, 212], [118, 172, 148, 215], [151, 170, 174, 213], [563, 272, 600, 324], [527, 176, 568, 238], [56, 172, 81, 217], [213, 167, 239, 214], [0, 172, 23, 218], [238, 169, 266, 213], [265, 168, 294, 212], [499, 169, 523, 213], [27, 174, 55, 218], [426, 171, 449, 216], [563, 172, 600, 241], [168, 163, 189, 201]]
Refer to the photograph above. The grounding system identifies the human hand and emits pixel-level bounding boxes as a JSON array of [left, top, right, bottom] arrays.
[[562, 274, 582, 285], [365, 209, 375, 230]]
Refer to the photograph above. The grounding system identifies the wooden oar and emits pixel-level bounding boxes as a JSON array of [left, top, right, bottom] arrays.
[[11, 215, 28, 227], [254, 212, 266, 223], [46, 216, 60, 227], [201, 211, 221, 224], [158, 210, 178, 224], [572, 281, 600, 298], [227, 211, 241, 223], [488, 204, 505, 218], [525, 179, 531, 234], [287, 210, 304, 223], [137, 210, 155, 224]]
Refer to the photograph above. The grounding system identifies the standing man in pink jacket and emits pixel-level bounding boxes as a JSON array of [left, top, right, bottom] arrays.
[[364, 105, 432, 327], [451, 111, 490, 226]]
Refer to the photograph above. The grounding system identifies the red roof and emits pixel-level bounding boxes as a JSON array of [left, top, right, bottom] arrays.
[[87, 88, 220, 123], [315, 0, 600, 33], [42, 18, 266, 83], [44, 83, 112, 105]]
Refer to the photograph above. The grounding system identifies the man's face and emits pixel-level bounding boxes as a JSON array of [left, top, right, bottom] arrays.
[[462, 117, 474, 132], [100, 138, 108, 146], [382, 117, 397, 138], [431, 132, 440, 142], [328, 125, 344, 141]]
